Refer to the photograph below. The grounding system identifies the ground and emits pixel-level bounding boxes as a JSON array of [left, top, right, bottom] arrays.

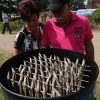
[[0, 30, 100, 99]]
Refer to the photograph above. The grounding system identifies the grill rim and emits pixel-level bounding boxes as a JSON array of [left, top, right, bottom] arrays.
[[0, 82, 96, 100], [0, 48, 99, 99]]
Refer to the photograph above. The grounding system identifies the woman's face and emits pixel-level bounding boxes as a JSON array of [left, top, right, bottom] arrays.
[[25, 14, 39, 32]]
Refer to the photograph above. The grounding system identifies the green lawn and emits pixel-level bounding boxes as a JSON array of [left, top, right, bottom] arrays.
[[0, 87, 4, 100]]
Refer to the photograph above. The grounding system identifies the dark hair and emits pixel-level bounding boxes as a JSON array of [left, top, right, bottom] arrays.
[[18, 0, 40, 21]]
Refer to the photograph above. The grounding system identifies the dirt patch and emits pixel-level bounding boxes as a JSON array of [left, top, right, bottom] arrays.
[[92, 30, 100, 99], [0, 34, 15, 53]]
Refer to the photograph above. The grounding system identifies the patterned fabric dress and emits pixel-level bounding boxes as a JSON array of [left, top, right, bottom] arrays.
[[14, 23, 44, 52]]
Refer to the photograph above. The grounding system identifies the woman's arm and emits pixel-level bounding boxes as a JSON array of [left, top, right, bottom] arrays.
[[14, 48, 23, 56]]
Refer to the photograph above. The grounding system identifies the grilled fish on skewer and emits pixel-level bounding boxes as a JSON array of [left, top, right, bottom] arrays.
[[26, 75, 31, 96], [29, 58, 34, 71], [79, 59, 85, 72], [18, 75, 24, 95], [51, 78, 56, 97], [57, 56, 60, 63], [49, 55, 52, 66], [38, 55, 43, 66], [70, 76, 74, 91], [54, 88, 61, 97], [11, 67, 18, 92], [64, 57, 69, 76], [54, 55, 58, 69], [18, 64, 23, 73], [56, 80, 62, 91], [30, 76, 35, 97], [32, 74, 36, 92], [43, 54, 47, 62], [7, 71, 13, 90], [45, 72, 52, 84], [35, 78, 40, 97], [28, 66, 31, 78], [42, 84, 47, 98], [33, 56, 38, 69], [66, 83, 71, 94], [75, 58, 79, 65], [40, 65, 45, 81], [11, 67, 15, 87], [66, 73, 70, 83], [45, 72, 51, 92], [77, 77, 82, 91], [23, 61, 27, 70], [51, 88, 56, 97], [29, 57, 33, 63], [82, 59, 85, 67], [45, 64, 49, 77], [20, 67, 25, 75], [59, 61, 63, 70], [59, 68, 63, 80], [39, 53, 42, 58], [22, 76, 27, 96], [35, 67, 38, 76], [67, 58, 71, 66], [62, 77, 66, 95], [53, 71, 58, 80]]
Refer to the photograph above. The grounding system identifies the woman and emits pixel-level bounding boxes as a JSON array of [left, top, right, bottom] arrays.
[[14, 0, 44, 55]]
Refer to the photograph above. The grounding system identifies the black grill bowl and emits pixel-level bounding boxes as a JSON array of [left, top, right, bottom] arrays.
[[0, 48, 99, 100]]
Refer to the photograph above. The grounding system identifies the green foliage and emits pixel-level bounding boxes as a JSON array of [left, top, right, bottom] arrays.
[[85, 14, 100, 29], [0, 19, 24, 33], [0, 22, 2, 31], [0, 0, 49, 21], [71, 0, 86, 11], [92, 9, 100, 23], [1, 11, 100, 32], [0, 0, 48, 13], [10, 19, 24, 32], [0, 0, 21, 13], [39, 11, 53, 24], [35, 0, 49, 12]]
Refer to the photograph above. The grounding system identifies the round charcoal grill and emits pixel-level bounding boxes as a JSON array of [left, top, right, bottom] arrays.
[[0, 48, 99, 100]]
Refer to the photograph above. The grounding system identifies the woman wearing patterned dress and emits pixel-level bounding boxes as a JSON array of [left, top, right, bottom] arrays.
[[14, 0, 44, 55]]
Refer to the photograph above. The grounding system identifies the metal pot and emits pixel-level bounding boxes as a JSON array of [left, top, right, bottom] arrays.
[[0, 48, 99, 100]]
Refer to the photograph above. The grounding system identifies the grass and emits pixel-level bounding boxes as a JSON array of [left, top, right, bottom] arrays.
[[0, 51, 13, 67], [0, 50, 13, 100], [0, 87, 4, 100]]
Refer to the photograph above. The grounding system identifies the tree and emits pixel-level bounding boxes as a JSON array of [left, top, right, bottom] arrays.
[[0, 0, 21, 21], [0, 0, 49, 21], [71, 0, 86, 11], [35, 0, 49, 11], [87, 0, 100, 8], [0, 0, 49, 13]]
